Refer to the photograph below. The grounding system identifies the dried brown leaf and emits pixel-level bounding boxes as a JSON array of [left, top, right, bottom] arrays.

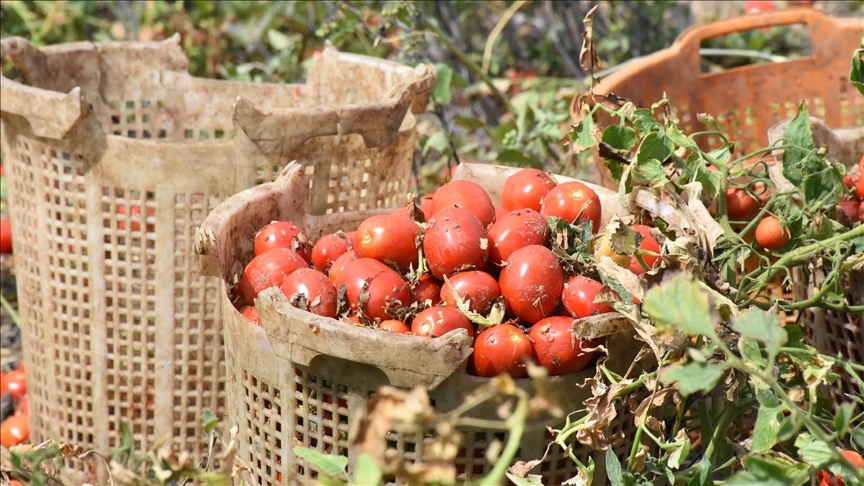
[[579, 6, 601, 73]]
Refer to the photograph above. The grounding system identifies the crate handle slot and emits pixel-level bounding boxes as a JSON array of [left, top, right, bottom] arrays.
[[0, 36, 84, 139], [255, 287, 474, 390]]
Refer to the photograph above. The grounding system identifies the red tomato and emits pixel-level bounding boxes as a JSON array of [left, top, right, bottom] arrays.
[[857, 174, 864, 201], [355, 214, 421, 273], [563, 276, 614, 318], [726, 188, 761, 221], [629, 225, 661, 275], [817, 450, 864, 486], [0, 369, 27, 400], [501, 168, 557, 212], [15, 395, 28, 416], [755, 216, 790, 250], [440, 271, 500, 314], [240, 248, 308, 303], [470, 324, 532, 378], [378, 320, 411, 334], [336, 258, 410, 321], [499, 245, 564, 324], [0, 218, 12, 254], [743, 1, 775, 14], [0, 414, 28, 448], [430, 180, 496, 228], [423, 208, 489, 280], [844, 173, 859, 190], [412, 274, 442, 306], [839, 200, 860, 222], [529, 316, 595, 376], [486, 209, 550, 267], [280, 268, 338, 318], [494, 206, 509, 222], [419, 195, 435, 221], [540, 181, 602, 234], [241, 306, 261, 326], [311, 232, 353, 273], [10, 480, 22, 486], [254, 221, 312, 263], [411, 306, 474, 338], [327, 250, 357, 285]]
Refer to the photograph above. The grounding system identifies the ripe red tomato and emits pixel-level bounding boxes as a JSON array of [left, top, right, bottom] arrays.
[[0, 218, 12, 254], [486, 209, 550, 267], [336, 258, 410, 321], [0, 414, 29, 448], [411, 306, 474, 338], [817, 450, 864, 486], [499, 245, 564, 324], [529, 316, 595, 376], [241, 306, 261, 326], [419, 194, 435, 221], [844, 173, 859, 191], [10, 480, 22, 486], [430, 180, 497, 228], [280, 268, 338, 318], [0, 369, 27, 400], [629, 225, 661, 275], [726, 188, 761, 221], [839, 200, 860, 222], [327, 250, 357, 285], [311, 232, 353, 273], [355, 214, 421, 273], [494, 206, 508, 222], [470, 324, 532, 378], [378, 319, 411, 334], [755, 216, 789, 250], [412, 274, 442, 306], [240, 248, 308, 303], [501, 168, 557, 212], [857, 174, 864, 201], [440, 271, 501, 314], [540, 181, 602, 234], [15, 395, 28, 416], [743, 1, 775, 14], [254, 221, 312, 263], [563, 276, 614, 318], [423, 208, 489, 280]]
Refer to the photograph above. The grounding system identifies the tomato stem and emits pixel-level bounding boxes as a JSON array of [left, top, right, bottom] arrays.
[[0, 293, 20, 328]]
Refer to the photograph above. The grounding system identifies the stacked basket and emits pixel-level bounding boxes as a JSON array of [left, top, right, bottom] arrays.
[[0, 34, 434, 483], [195, 162, 648, 486]]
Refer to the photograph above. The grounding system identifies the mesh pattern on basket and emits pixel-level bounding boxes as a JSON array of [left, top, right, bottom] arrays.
[[1, 35, 430, 483]]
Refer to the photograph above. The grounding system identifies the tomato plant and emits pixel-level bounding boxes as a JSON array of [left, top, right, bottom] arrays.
[[469, 323, 532, 378], [755, 215, 790, 250], [498, 245, 564, 324]]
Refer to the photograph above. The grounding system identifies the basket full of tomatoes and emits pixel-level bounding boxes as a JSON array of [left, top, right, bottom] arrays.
[[195, 162, 664, 485]]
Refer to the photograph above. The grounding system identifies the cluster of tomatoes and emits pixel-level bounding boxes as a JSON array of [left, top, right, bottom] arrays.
[[233, 168, 661, 379], [0, 363, 29, 450], [839, 155, 864, 224]]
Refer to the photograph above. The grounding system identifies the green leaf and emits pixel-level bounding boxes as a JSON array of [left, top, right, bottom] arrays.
[[852, 427, 864, 449], [571, 115, 596, 149], [632, 159, 669, 187], [781, 102, 815, 186], [687, 457, 712, 486], [633, 108, 663, 136], [795, 435, 833, 468], [643, 273, 716, 337], [453, 117, 486, 129], [266, 29, 292, 51], [706, 144, 732, 165], [725, 455, 809, 486], [636, 132, 673, 164], [354, 453, 382, 485], [834, 402, 854, 438], [740, 336, 767, 368], [422, 131, 451, 156], [498, 149, 536, 166], [777, 416, 801, 443], [659, 362, 727, 397], [667, 428, 691, 470], [202, 411, 219, 434], [606, 449, 624, 486], [731, 311, 787, 364], [851, 47, 864, 95], [506, 474, 545, 486], [602, 125, 638, 151], [432, 63, 453, 105], [752, 404, 784, 452], [666, 126, 700, 153], [292, 447, 348, 478]]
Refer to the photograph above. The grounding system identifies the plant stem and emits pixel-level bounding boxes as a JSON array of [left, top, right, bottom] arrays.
[[702, 398, 756, 462], [0, 294, 20, 328], [477, 389, 529, 486]]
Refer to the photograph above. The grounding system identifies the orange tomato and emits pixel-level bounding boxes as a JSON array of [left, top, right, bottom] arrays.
[[0, 414, 29, 448], [817, 450, 864, 486], [755, 216, 789, 250], [726, 188, 761, 221]]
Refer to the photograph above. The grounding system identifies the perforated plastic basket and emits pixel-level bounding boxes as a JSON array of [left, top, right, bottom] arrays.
[[0, 34, 433, 483], [195, 162, 648, 486]]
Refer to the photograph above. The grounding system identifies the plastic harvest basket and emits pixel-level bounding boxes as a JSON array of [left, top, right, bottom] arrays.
[[0, 34, 434, 483], [195, 162, 649, 486]]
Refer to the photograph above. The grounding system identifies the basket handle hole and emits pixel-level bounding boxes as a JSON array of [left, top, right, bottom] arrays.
[[698, 23, 812, 74]]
